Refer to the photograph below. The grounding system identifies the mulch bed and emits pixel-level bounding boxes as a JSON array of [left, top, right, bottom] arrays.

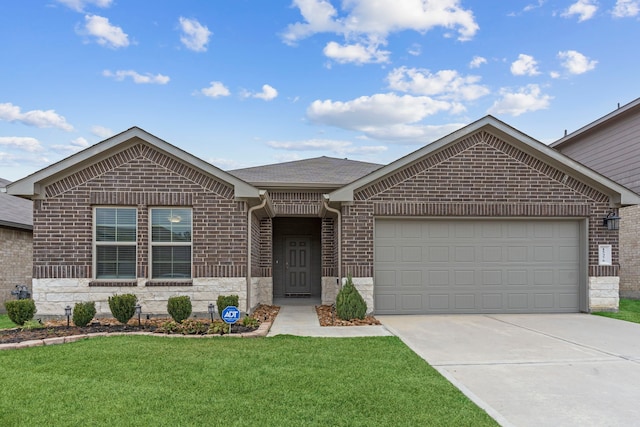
[[315, 304, 381, 326], [0, 304, 280, 344]]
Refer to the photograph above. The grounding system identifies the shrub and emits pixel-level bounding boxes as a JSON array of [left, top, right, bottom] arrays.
[[5, 299, 36, 326], [72, 301, 96, 327], [208, 320, 229, 335], [108, 294, 137, 325], [335, 275, 367, 320], [180, 319, 208, 335], [216, 294, 239, 317], [167, 296, 192, 323], [241, 315, 259, 328]]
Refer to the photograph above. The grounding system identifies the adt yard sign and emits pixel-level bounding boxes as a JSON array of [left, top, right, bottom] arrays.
[[221, 306, 240, 324]]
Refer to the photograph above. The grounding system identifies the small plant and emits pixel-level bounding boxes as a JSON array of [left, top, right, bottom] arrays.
[[5, 299, 37, 326], [180, 319, 207, 335], [158, 320, 180, 334], [217, 294, 239, 317], [335, 275, 367, 320], [241, 315, 259, 328], [108, 293, 137, 325], [209, 320, 229, 335], [167, 295, 192, 323], [21, 319, 44, 330], [73, 301, 96, 327]]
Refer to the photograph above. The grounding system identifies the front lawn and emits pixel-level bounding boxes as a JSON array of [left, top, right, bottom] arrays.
[[0, 314, 15, 329], [593, 298, 640, 324], [0, 335, 496, 426]]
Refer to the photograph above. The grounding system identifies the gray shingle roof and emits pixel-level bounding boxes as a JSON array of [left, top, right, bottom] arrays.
[[228, 156, 382, 188], [0, 179, 33, 230]]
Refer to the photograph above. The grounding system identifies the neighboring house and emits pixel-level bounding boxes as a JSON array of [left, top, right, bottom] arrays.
[[7, 116, 639, 317], [0, 178, 33, 313], [551, 97, 640, 298]]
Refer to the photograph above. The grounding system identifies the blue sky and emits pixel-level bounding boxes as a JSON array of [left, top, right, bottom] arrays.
[[1, 0, 639, 182]]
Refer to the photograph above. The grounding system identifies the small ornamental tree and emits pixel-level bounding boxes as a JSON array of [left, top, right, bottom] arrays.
[[167, 295, 192, 323], [5, 299, 37, 326], [216, 295, 239, 318], [108, 294, 137, 325], [73, 301, 96, 327], [335, 275, 367, 320]]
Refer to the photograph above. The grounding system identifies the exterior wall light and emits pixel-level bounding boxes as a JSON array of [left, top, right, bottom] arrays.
[[603, 210, 621, 230]]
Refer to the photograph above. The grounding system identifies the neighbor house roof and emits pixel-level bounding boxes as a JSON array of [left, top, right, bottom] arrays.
[[229, 156, 383, 189], [0, 178, 33, 230], [551, 97, 640, 148], [6, 127, 262, 201], [329, 115, 640, 207]]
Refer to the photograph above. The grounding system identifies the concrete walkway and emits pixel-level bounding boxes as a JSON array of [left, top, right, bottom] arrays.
[[267, 304, 392, 337]]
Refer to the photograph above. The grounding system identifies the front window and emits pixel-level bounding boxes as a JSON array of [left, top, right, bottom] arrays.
[[95, 207, 137, 279], [151, 208, 192, 279]]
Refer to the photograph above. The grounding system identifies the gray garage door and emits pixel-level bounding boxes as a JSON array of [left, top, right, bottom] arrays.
[[374, 219, 581, 314]]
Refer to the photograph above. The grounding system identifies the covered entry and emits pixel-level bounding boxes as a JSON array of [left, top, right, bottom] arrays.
[[272, 217, 322, 299], [374, 218, 584, 314]]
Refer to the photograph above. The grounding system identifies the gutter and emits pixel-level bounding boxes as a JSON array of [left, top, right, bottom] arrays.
[[322, 195, 342, 287], [246, 190, 268, 313]]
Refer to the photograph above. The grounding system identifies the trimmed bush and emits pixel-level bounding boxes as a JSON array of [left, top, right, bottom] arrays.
[[335, 276, 367, 320], [73, 301, 96, 327], [217, 294, 239, 318], [108, 294, 137, 325], [5, 299, 36, 326], [167, 295, 192, 323]]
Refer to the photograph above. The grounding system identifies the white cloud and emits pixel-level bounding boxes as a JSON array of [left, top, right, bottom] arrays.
[[523, 1, 547, 12], [562, 0, 598, 22], [179, 17, 212, 52], [612, 0, 639, 17], [408, 43, 421, 56], [200, 81, 231, 98], [488, 84, 552, 116], [51, 137, 91, 154], [558, 50, 598, 74], [283, 0, 478, 63], [510, 54, 540, 76], [103, 70, 170, 84], [0, 136, 43, 152], [81, 14, 129, 48], [469, 56, 487, 68], [0, 103, 74, 131], [91, 125, 113, 138], [267, 138, 387, 155], [323, 41, 390, 64], [386, 67, 489, 101], [248, 84, 278, 101], [56, 0, 112, 12]]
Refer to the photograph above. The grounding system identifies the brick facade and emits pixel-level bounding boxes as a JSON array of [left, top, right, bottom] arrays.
[[620, 205, 640, 298], [0, 227, 32, 313]]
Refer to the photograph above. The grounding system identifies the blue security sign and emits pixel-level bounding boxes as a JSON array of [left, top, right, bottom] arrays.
[[221, 306, 240, 324]]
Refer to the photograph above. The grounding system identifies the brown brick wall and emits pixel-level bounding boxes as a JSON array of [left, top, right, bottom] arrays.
[[343, 130, 618, 278], [33, 143, 248, 280], [321, 217, 336, 277], [620, 205, 640, 297], [0, 227, 32, 313]]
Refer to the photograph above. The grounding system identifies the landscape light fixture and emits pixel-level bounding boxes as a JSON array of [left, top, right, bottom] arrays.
[[208, 303, 215, 322], [65, 305, 72, 327], [135, 304, 142, 327], [603, 210, 621, 231]]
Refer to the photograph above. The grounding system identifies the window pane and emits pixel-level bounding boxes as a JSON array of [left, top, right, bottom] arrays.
[[96, 208, 136, 242], [97, 245, 136, 279], [152, 246, 191, 278], [151, 208, 192, 242]]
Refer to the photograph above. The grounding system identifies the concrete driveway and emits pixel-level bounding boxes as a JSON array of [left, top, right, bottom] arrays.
[[378, 313, 640, 427]]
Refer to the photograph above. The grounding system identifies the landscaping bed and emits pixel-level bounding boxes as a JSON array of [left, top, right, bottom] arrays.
[[0, 304, 280, 344], [315, 304, 381, 326]]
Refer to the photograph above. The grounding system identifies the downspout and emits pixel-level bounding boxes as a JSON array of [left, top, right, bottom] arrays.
[[247, 190, 267, 314], [323, 195, 342, 287]]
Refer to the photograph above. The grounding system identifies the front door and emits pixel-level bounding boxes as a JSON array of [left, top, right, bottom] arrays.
[[284, 237, 311, 296]]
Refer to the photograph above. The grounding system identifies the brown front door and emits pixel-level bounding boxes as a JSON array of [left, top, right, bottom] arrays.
[[284, 237, 311, 295]]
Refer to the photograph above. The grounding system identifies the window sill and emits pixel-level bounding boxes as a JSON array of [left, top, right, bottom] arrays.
[[89, 280, 138, 287], [146, 280, 193, 287]]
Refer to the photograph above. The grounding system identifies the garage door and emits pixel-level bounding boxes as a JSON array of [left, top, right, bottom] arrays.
[[374, 219, 581, 314]]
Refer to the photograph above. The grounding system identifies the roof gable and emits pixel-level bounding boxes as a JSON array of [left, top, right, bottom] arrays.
[[7, 127, 260, 200], [329, 116, 640, 207]]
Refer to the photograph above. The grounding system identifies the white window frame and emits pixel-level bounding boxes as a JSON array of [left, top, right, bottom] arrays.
[[93, 206, 137, 280], [149, 207, 193, 280]]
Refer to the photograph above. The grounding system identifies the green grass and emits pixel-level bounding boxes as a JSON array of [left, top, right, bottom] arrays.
[[0, 335, 496, 426], [593, 298, 640, 324], [0, 314, 16, 329]]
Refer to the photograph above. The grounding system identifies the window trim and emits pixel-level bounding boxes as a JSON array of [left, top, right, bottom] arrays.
[[93, 206, 138, 281], [149, 207, 193, 280]]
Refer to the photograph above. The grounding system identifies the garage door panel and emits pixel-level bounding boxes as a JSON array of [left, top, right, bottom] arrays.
[[375, 219, 581, 314]]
